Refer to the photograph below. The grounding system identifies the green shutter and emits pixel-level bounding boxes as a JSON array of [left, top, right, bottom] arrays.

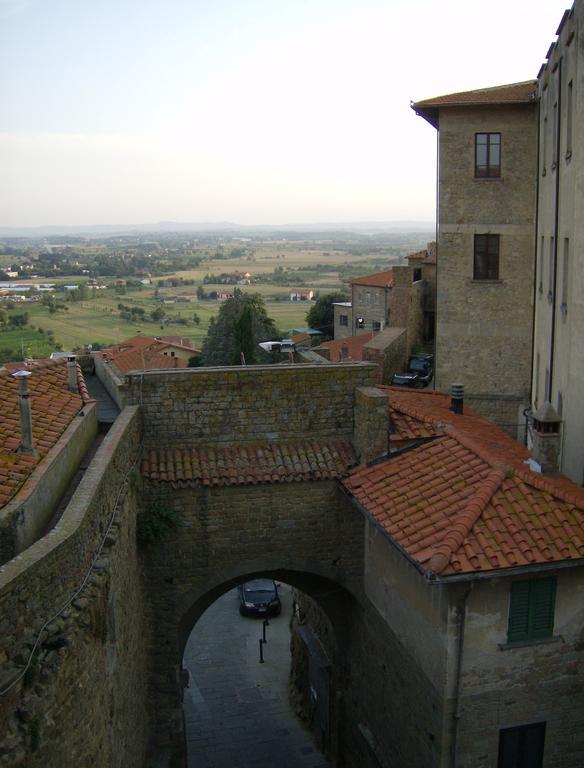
[[529, 577, 556, 639], [508, 581, 530, 642], [507, 578, 556, 642]]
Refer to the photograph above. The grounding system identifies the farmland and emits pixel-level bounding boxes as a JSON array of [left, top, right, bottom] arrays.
[[0, 230, 432, 358]]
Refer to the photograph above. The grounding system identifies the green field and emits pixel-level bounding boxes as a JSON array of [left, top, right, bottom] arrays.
[[0, 242, 409, 358]]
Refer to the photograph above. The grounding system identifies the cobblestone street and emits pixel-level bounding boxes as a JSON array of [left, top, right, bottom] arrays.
[[183, 585, 329, 768]]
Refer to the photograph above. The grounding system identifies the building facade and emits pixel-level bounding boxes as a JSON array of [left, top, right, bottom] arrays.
[[413, 83, 538, 435], [533, 4, 584, 484]]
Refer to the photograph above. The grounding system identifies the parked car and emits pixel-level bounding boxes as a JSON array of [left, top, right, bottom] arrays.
[[410, 351, 434, 366], [238, 579, 282, 617], [392, 371, 419, 387], [408, 357, 433, 387]]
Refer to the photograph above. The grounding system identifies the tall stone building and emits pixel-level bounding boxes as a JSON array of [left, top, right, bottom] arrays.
[[533, 5, 584, 484], [413, 83, 538, 435]]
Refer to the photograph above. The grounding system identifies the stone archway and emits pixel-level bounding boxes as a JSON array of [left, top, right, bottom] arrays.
[[178, 571, 360, 768]]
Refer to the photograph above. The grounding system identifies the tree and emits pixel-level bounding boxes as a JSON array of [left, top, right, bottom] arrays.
[[202, 289, 278, 366], [305, 291, 349, 340]]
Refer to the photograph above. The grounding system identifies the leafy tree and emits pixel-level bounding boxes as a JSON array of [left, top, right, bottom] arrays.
[[202, 289, 278, 366], [305, 291, 349, 340], [151, 306, 166, 322]]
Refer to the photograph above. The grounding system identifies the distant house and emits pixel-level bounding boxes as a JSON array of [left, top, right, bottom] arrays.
[[96, 335, 200, 375], [216, 291, 233, 302], [290, 289, 314, 302]]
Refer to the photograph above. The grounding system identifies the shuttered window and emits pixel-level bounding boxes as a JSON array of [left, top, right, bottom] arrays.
[[507, 578, 556, 642]]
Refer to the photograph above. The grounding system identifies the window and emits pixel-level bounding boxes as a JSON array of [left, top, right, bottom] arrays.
[[498, 722, 546, 768], [339, 314, 348, 327], [552, 101, 558, 168], [372, 321, 381, 331], [413, 267, 422, 282], [473, 234, 500, 280], [475, 133, 501, 177], [507, 577, 556, 643]]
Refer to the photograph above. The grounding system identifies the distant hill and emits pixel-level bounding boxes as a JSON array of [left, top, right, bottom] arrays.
[[0, 220, 435, 239]]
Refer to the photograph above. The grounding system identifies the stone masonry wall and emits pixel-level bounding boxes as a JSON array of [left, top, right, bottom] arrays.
[[0, 407, 149, 768], [436, 103, 537, 438], [454, 570, 584, 768], [139, 480, 366, 760], [124, 363, 377, 448]]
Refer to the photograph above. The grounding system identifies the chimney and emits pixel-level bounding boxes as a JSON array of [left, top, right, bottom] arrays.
[[67, 355, 78, 393], [450, 382, 464, 415], [531, 402, 561, 473], [12, 370, 36, 455], [354, 386, 389, 464]]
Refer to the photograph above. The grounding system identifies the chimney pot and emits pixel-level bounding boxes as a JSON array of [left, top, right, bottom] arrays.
[[531, 401, 561, 473], [450, 382, 464, 415], [11, 370, 36, 454], [67, 355, 78, 393]]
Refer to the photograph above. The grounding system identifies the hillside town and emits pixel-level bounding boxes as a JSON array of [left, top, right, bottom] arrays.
[[1, 2, 583, 768]]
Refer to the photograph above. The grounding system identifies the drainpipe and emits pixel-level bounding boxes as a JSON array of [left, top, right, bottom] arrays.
[[451, 583, 473, 768], [528, 86, 542, 444], [549, 58, 562, 398]]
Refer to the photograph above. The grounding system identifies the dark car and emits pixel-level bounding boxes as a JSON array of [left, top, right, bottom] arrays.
[[238, 579, 281, 617], [410, 351, 434, 366], [392, 371, 419, 387], [408, 357, 433, 386]]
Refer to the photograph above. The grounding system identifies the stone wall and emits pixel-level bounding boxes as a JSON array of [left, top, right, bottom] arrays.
[[364, 328, 407, 384], [0, 407, 149, 768], [0, 402, 98, 565], [93, 354, 127, 410], [139, 480, 366, 760], [124, 363, 377, 449], [435, 103, 537, 438], [290, 513, 449, 768], [455, 569, 584, 768]]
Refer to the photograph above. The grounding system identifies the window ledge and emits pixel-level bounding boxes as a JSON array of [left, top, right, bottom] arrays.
[[473, 176, 502, 181], [498, 635, 563, 651], [470, 279, 502, 284]]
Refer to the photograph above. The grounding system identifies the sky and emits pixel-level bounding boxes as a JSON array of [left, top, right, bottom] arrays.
[[0, 0, 572, 229]]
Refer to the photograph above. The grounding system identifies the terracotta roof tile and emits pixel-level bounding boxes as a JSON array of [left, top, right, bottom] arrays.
[[343, 388, 584, 577], [316, 333, 374, 362], [0, 359, 86, 509], [142, 439, 357, 488], [350, 270, 393, 288], [413, 81, 537, 109]]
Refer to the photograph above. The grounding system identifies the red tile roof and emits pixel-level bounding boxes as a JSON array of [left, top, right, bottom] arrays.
[[290, 332, 311, 345], [408, 242, 437, 265], [0, 359, 87, 508], [97, 335, 196, 374], [344, 388, 584, 578], [141, 439, 356, 487], [413, 81, 537, 127], [350, 270, 393, 288], [316, 333, 374, 362]]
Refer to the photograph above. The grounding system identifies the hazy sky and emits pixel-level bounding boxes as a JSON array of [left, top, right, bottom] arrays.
[[0, 0, 571, 228]]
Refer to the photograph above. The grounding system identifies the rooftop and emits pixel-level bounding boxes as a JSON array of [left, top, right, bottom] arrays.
[[97, 335, 197, 374], [316, 333, 374, 362], [412, 81, 537, 128], [344, 388, 584, 579], [350, 270, 393, 289], [142, 439, 357, 487], [0, 359, 90, 508]]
